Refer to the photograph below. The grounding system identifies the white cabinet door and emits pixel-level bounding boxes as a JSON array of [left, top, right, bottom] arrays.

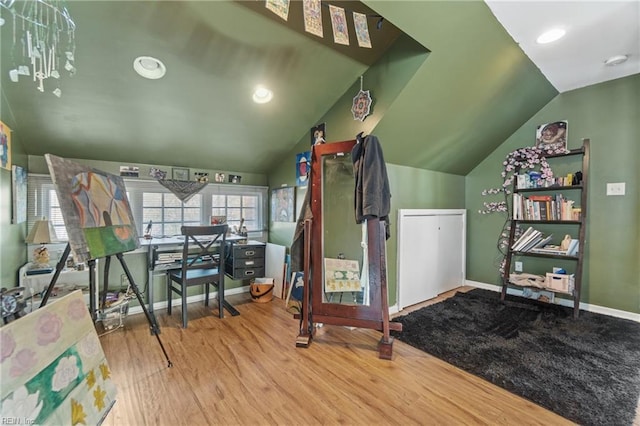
[[436, 214, 465, 295], [397, 210, 466, 310], [397, 214, 439, 309]]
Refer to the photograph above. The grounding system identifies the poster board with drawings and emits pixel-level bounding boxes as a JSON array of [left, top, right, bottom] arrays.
[[45, 154, 140, 263], [324, 258, 361, 292], [0, 291, 117, 424]]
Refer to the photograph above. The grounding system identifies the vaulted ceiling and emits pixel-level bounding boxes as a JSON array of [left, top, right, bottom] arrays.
[[1, 1, 637, 176]]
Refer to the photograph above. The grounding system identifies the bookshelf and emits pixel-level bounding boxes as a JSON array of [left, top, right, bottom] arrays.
[[501, 139, 589, 318]]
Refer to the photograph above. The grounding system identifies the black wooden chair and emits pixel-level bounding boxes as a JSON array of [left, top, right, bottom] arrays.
[[167, 225, 228, 328]]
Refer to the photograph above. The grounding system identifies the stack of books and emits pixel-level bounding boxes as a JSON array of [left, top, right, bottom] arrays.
[[511, 227, 553, 252]]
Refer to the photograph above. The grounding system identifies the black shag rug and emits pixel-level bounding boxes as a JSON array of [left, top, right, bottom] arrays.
[[391, 289, 640, 426]]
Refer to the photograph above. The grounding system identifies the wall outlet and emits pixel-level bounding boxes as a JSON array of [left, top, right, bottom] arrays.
[[606, 182, 625, 196], [515, 261, 523, 272]]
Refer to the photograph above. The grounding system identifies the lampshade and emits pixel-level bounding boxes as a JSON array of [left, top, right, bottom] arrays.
[[26, 218, 59, 244]]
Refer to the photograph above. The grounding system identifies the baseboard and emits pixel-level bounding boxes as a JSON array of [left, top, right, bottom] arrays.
[[127, 285, 250, 316], [388, 304, 400, 315], [465, 280, 640, 323]]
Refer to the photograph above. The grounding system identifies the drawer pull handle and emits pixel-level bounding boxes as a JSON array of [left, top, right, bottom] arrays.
[[244, 270, 255, 276], [245, 261, 254, 266], [244, 250, 255, 256]]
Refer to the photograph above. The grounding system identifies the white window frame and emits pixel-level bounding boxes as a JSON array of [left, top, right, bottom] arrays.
[[27, 174, 268, 242]]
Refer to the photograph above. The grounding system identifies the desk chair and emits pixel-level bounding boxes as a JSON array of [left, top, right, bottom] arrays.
[[167, 225, 227, 328]]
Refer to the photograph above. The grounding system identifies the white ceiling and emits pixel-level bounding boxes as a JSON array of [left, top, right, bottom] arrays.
[[485, 0, 640, 93]]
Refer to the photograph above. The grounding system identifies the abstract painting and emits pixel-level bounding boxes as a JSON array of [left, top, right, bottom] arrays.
[[45, 154, 139, 263], [0, 291, 117, 424], [1, 120, 11, 170], [12, 165, 27, 224]]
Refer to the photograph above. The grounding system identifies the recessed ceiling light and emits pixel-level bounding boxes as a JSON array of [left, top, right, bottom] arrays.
[[253, 86, 273, 104], [536, 28, 566, 44], [133, 56, 166, 79], [604, 54, 628, 66]]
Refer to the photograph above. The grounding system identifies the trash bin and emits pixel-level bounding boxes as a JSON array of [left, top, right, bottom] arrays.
[[250, 278, 274, 303]]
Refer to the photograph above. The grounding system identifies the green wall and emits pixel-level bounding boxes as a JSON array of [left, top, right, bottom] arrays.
[[466, 75, 640, 313], [0, 93, 28, 285]]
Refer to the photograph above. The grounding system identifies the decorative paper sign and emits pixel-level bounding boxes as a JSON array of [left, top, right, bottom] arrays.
[[303, 0, 323, 38], [324, 258, 361, 292], [1, 120, 12, 170], [12, 165, 27, 224], [535, 120, 568, 153], [329, 5, 349, 45], [0, 291, 117, 425], [265, 0, 290, 21], [353, 12, 372, 48], [296, 151, 311, 187], [352, 90, 373, 121]]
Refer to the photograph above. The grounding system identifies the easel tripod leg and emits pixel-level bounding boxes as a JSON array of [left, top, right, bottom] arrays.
[[116, 253, 173, 367]]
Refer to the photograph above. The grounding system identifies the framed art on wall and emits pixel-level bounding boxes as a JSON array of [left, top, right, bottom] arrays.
[[12, 165, 27, 223], [271, 186, 295, 222], [172, 167, 190, 181]]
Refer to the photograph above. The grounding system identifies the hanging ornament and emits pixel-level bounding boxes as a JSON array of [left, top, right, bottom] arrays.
[[351, 76, 372, 121]]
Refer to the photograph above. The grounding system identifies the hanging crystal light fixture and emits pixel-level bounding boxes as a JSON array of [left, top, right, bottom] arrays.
[[0, 0, 76, 97]]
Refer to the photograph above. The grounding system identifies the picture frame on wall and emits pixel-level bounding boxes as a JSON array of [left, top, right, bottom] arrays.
[[12, 165, 27, 224], [172, 167, 190, 181], [271, 186, 295, 222], [310, 122, 326, 146]]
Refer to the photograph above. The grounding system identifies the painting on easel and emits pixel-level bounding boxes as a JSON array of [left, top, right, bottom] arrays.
[[45, 154, 139, 263]]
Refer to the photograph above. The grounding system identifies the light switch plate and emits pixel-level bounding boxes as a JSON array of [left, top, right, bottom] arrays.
[[606, 182, 625, 196], [515, 261, 523, 272]]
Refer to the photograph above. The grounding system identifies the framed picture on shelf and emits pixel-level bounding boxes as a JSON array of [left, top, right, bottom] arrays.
[[271, 186, 295, 222], [535, 120, 567, 152], [172, 167, 190, 181]]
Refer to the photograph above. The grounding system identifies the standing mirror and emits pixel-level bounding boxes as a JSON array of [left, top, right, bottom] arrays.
[[297, 139, 401, 359]]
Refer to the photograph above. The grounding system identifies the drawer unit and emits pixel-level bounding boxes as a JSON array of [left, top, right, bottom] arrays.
[[224, 241, 266, 280]]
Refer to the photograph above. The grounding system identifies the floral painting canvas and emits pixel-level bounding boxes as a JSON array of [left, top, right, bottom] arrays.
[[1, 291, 117, 425], [45, 154, 139, 263]]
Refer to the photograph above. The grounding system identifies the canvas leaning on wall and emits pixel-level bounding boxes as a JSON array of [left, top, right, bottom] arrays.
[[0, 291, 117, 424]]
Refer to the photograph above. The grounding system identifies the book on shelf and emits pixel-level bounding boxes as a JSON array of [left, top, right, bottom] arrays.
[[529, 245, 570, 256], [511, 227, 537, 251]]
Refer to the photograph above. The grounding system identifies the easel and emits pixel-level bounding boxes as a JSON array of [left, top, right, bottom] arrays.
[[295, 140, 401, 359], [40, 243, 173, 367]]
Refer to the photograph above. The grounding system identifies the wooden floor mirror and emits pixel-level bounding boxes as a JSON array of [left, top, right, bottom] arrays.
[[296, 139, 401, 359]]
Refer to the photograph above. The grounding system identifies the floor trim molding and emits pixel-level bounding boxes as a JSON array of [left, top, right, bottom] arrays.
[[466, 280, 640, 322]]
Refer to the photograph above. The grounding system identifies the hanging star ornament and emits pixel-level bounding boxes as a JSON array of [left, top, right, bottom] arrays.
[[351, 76, 372, 121], [352, 89, 372, 121]]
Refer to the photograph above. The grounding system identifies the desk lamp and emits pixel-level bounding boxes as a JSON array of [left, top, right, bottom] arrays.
[[25, 218, 58, 269]]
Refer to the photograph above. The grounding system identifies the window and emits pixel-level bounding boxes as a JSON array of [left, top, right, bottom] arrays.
[[28, 174, 268, 242]]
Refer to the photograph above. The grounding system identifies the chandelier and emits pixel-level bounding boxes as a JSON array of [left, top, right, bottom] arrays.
[[0, 0, 76, 97]]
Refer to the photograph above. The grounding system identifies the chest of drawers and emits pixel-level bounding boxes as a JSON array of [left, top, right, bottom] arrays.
[[224, 240, 266, 280]]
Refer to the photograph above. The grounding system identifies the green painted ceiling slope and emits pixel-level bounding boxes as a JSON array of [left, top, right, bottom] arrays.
[[363, 1, 559, 175], [1, 1, 558, 176]]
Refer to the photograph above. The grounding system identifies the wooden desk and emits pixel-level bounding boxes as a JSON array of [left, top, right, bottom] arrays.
[[140, 235, 245, 318]]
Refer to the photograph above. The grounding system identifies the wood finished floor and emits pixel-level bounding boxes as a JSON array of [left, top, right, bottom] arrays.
[[99, 287, 577, 425]]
